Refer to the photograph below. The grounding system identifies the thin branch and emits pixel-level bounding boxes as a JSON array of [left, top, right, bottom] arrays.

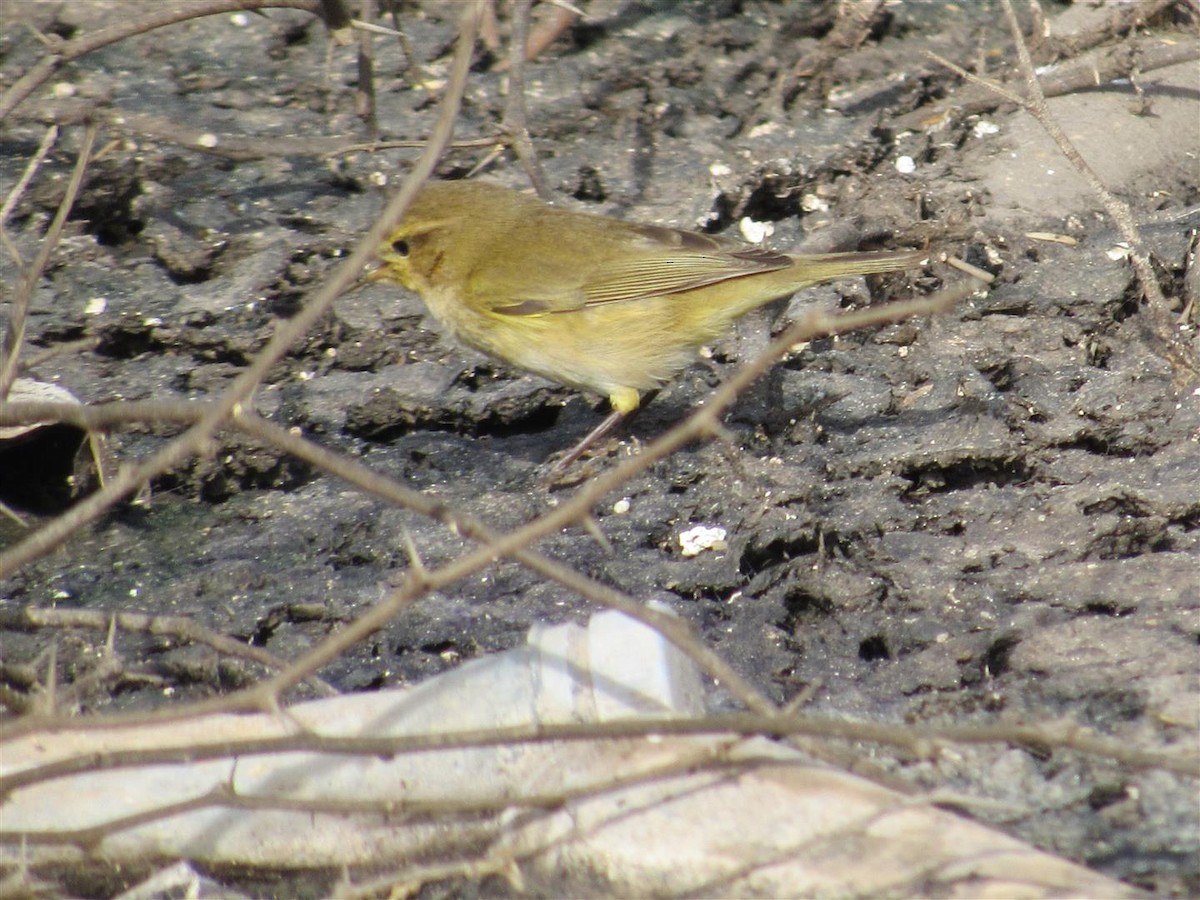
[[16, 100, 505, 161], [899, 38, 1199, 133], [500, 0, 550, 198], [0, 122, 97, 401], [524, 2, 580, 64], [4, 707, 1192, 803], [0, 605, 338, 698], [0, 125, 59, 268], [353, 0, 378, 136], [16, 337, 100, 373]]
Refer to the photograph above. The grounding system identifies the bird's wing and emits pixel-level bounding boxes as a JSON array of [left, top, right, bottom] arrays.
[[579, 246, 791, 306], [482, 222, 792, 316]]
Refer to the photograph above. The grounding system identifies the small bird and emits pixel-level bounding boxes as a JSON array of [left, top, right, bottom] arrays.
[[370, 179, 923, 467]]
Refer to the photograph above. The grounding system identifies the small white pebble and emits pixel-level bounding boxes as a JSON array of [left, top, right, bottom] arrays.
[[972, 120, 1000, 138], [895, 155, 917, 175], [229, 12, 251, 26], [52, 82, 76, 99], [142, 316, 162, 327], [196, 133, 219, 149], [84, 297, 107, 316], [800, 193, 829, 213], [708, 162, 732, 177], [679, 524, 727, 558], [739, 217, 774, 244], [612, 498, 631, 515]]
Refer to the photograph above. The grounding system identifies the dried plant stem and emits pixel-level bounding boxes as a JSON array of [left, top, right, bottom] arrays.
[[0, 123, 97, 401], [8, 98, 505, 159], [0, 605, 338, 700], [524, 2, 579, 63], [353, 0, 377, 134], [0, 125, 59, 266], [501, 0, 550, 198], [5, 698, 1192, 804], [903, 37, 1198, 135]]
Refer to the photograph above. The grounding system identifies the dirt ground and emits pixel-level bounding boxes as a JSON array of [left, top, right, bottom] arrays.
[[1, 0, 1198, 896]]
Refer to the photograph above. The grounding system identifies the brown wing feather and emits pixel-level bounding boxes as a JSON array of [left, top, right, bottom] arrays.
[[580, 246, 792, 307]]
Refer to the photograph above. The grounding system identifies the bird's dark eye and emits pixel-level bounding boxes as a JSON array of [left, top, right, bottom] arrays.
[[391, 239, 410, 257]]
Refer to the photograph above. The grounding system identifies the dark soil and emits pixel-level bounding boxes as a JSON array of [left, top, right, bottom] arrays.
[[2, 0, 1198, 897]]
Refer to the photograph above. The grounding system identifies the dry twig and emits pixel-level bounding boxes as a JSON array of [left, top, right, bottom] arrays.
[[0, 123, 97, 401], [501, 0, 550, 197]]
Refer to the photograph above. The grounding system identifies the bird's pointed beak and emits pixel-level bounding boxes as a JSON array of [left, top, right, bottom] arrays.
[[362, 262, 391, 284], [335, 263, 388, 299]]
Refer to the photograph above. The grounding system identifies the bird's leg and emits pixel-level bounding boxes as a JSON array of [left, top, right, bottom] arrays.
[[548, 408, 627, 476], [547, 387, 658, 477]]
